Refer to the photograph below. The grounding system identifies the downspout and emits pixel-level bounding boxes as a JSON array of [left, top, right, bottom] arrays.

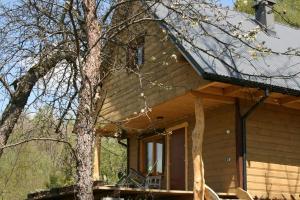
[[240, 88, 269, 190]]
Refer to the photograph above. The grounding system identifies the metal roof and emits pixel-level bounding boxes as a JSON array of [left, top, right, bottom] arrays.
[[148, 1, 300, 95]]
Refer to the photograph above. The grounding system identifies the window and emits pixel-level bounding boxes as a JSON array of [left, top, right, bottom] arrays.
[[135, 45, 144, 66], [126, 36, 145, 71], [141, 137, 164, 175]]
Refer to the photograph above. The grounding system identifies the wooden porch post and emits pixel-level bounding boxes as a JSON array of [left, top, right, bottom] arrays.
[[193, 96, 205, 200], [93, 134, 101, 180]]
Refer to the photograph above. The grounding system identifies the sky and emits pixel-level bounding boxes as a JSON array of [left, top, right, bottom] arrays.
[[220, 0, 235, 7]]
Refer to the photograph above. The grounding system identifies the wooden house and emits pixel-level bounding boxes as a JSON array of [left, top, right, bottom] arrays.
[[28, 0, 300, 200], [93, 0, 300, 199]]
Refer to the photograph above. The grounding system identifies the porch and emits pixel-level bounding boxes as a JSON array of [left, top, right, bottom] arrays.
[[27, 182, 193, 200], [97, 82, 240, 194], [92, 186, 193, 200], [27, 181, 242, 200]]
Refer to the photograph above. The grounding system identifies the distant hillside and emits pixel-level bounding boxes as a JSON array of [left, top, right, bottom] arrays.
[[235, 0, 300, 27]]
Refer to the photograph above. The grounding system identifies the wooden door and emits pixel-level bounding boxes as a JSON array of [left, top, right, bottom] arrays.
[[170, 128, 185, 190]]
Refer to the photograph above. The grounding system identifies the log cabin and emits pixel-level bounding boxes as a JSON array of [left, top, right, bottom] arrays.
[[28, 0, 300, 200], [95, 0, 300, 199]]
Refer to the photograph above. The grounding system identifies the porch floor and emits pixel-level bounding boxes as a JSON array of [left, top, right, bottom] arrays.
[[27, 183, 238, 200], [27, 183, 193, 200], [94, 186, 193, 199]]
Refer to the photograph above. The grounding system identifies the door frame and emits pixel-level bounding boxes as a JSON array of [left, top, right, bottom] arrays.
[[166, 122, 188, 191]]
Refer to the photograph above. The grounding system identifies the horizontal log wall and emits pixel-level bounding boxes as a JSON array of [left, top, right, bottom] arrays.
[[100, 20, 204, 123], [129, 135, 138, 171], [247, 104, 300, 199]]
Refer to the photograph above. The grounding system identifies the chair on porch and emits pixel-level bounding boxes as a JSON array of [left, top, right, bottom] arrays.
[[145, 175, 161, 189], [116, 168, 146, 188], [116, 161, 162, 189], [144, 160, 162, 189]]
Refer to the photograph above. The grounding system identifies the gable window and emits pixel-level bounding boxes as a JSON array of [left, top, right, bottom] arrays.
[[141, 136, 164, 175], [126, 36, 145, 71], [135, 45, 144, 66]]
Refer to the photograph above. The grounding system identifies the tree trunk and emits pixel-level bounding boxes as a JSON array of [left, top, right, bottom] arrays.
[[192, 96, 205, 200], [74, 0, 102, 199]]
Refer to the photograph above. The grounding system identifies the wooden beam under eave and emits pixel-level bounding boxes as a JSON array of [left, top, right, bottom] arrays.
[[197, 82, 223, 90], [97, 125, 164, 139], [197, 82, 300, 111], [283, 102, 300, 110], [96, 126, 123, 138], [200, 86, 224, 96], [279, 96, 300, 105], [190, 90, 235, 104], [223, 85, 243, 96]]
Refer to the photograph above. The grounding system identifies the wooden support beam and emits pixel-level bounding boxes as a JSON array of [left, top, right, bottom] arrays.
[[223, 85, 242, 96], [283, 102, 300, 110], [97, 126, 162, 139], [192, 96, 205, 200], [197, 82, 222, 90], [201, 86, 224, 96], [93, 134, 101, 180], [197, 82, 300, 111], [264, 97, 280, 105], [279, 96, 300, 105], [190, 90, 235, 104]]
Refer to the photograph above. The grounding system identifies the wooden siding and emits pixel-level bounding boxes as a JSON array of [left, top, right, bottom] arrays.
[[247, 104, 300, 199], [200, 104, 237, 193], [129, 135, 138, 171], [128, 104, 237, 193], [100, 19, 206, 123]]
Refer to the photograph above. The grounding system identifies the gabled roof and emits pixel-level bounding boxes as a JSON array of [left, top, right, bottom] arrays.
[[146, 1, 300, 96]]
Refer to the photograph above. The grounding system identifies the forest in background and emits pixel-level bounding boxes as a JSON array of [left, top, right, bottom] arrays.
[[235, 0, 300, 27], [0, 108, 126, 200]]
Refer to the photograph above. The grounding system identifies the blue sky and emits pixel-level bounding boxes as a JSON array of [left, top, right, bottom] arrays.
[[220, 0, 235, 7]]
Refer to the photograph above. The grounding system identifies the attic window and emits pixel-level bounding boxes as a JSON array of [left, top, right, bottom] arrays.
[[136, 46, 144, 66], [126, 36, 145, 71]]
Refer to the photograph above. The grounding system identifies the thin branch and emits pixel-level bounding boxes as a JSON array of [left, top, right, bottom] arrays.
[[0, 76, 13, 96], [0, 137, 76, 159]]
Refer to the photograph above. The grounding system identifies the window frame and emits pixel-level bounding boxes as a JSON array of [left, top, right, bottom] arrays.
[[140, 135, 165, 176], [126, 36, 145, 71]]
